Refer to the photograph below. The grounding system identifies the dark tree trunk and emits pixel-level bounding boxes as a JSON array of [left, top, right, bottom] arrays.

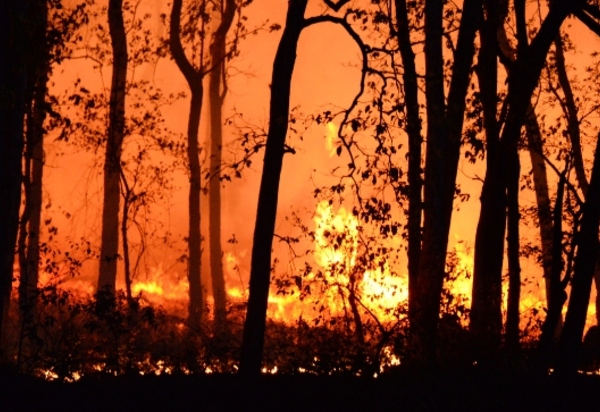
[[505, 149, 521, 352], [556, 134, 600, 376], [98, 0, 128, 293], [471, 0, 582, 358], [208, 0, 237, 335], [471, 0, 503, 357], [394, 0, 422, 324], [18, 0, 49, 310], [412, 0, 479, 365], [525, 109, 560, 335], [169, 0, 205, 329], [239, 0, 308, 376], [0, 0, 28, 347]]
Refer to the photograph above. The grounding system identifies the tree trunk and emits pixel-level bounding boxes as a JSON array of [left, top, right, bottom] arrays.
[[98, 0, 128, 293], [556, 133, 600, 376], [208, 0, 237, 335], [0, 0, 28, 348], [470, 0, 581, 358], [525, 109, 561, 335], [505, 149, 521, 352], [412, 0, 479, 365], [471, 0, 503, 357], [239, 0, 308, 376], [169, 0, 205, 329], [18, 0, 49, 310], [394, 0, 422, 324]]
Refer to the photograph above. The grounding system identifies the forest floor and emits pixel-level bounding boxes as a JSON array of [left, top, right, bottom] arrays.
[[1, 367, 598, 411]]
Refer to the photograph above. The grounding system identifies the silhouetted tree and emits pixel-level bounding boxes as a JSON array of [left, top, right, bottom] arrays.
[[208, 0, 238, 335], [0, 0, 29, 348], [98, 0, 128, 293]]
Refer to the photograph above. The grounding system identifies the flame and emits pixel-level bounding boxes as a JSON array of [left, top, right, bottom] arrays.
[[324, 122, 339, 157]]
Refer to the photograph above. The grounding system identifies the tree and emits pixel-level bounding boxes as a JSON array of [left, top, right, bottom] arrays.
[[98, 0, 128, 293], [0, 0, 28, 348], [208, 0, 238, 335], [239, 0, 311, 376], [410, 0, 480, 364], [169, 0, 207, 328], [470, 0, 584, 357]]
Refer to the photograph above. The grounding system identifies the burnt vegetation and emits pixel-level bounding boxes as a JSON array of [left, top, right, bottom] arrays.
[[6, 0, 600, 406]]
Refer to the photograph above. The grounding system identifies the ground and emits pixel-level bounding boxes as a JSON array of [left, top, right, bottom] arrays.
[[1, 367, 598, 411]]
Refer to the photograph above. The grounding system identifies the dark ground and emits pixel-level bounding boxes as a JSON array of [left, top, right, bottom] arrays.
[[1, 367, 598, 411]]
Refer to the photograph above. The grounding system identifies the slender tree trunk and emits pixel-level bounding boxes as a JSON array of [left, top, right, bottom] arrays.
[[394, 0, 422, 324], [98, 0, 128, 293], [121, 179, 133, 305], [208, 0, 237, 335], [505, 149, 521, 351], [239, 0, 308, 376], [471, 0, 581, 358], [0, 0, 28, 348], [525, 109, 561, 335], [498, 1, 559, 334], [169, 0, 205, 328], [556, 134, 600, 376], [18, 4, 49, 310], [553, 34, 600, 328], [412, 0, 479, 365]]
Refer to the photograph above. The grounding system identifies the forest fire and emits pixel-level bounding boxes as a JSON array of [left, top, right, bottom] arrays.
[[5, 0, 600, 392]]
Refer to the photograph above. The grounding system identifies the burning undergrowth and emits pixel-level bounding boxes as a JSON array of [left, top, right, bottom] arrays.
[[2, 201, 552, 381]]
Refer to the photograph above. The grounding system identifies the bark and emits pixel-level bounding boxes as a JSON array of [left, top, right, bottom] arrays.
[[169, 0, 205, 328], [394, 0, 422, 324], [98, 0, 128, 293], [471, 0, 583, 357], [0, 0, 28, 348], [208, 0, 237, 335], [239, 0, 308, 376], [412, 0, 479, 365], [556, 134, 600, 376], [18, 0, 49, 309]]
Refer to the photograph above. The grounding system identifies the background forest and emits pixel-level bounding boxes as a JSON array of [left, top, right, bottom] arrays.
[[2, 0, 600, 381]]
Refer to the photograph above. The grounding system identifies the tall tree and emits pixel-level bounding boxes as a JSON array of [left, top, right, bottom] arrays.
[[208, 0, 237, 335], [393, 0, 423, 323], [169, 0, 206, 328], [98, 0, 128, 293], [0, 0, 28, 347], [239, 0, 310, 376], [411, 0, 479, 364], [470, 0, 584, 356], [17, 0, 51, 310]]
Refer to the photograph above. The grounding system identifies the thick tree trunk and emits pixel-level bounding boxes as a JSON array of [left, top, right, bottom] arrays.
[[471, 0, 503, 357], [208, 0, 237, 335], [98, 0, 128, 293], [239, 0, 308, 376], [525, 109, 560, 334], [394, 0, 422, 324], [556, 134, 600, 376], [0, 0, 28, 348], [412, 0, 479, 365], [169, 0, 205, 329]]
